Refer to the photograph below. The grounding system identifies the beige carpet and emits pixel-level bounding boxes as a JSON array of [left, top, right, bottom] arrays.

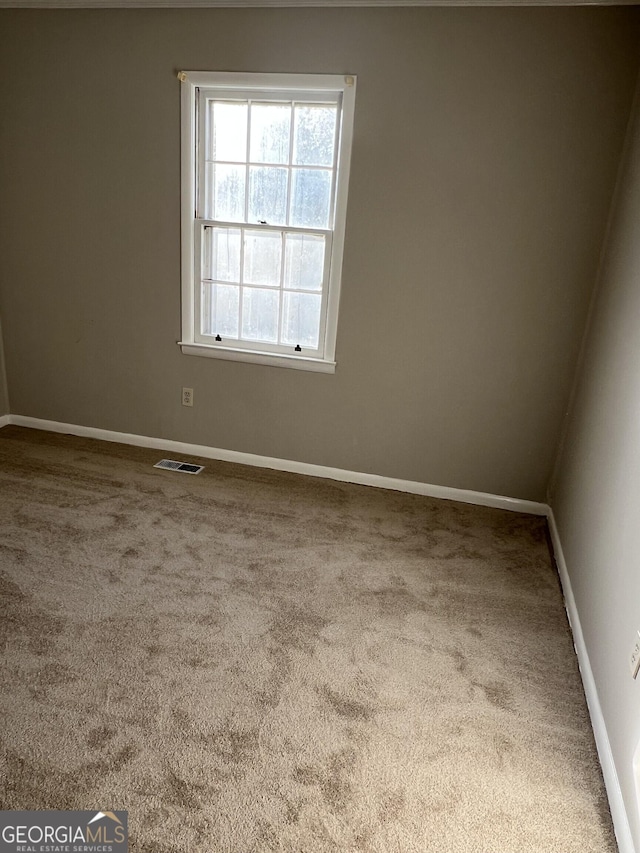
[[0, 425, 615, 852]]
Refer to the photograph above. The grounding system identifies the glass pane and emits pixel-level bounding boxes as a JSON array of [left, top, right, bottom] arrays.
[[282, 291, 321, 348], [293, 106, 337, 167], [204, 227, 241, 282], [212, 164, 246, 222], [201, 225, 213, 280], [211, 101, 247, 162], [248, 167, 288, 225], [283, 233, 324, 291], [204, 162, 214, 220], [244, 230, 282, 287], [206, 283, 239, 338], [290, 169, 331, 229], [242, 287, 279, 343], [249, 104, 291, 164]]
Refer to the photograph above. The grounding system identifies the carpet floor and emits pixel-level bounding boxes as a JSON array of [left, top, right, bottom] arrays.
[[0, 425, 615, 852]]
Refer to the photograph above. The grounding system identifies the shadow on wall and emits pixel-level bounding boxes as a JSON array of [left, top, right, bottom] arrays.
[[635, 741, 640, 835], [0, 316, 9, 416]]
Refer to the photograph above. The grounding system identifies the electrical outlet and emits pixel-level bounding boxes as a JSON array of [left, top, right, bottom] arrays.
[[630, 631, 640, 679], [182, 387, 194, 408]]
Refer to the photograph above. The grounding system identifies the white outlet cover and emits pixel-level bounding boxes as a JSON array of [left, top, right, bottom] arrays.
[[630, 631, 640, 679]]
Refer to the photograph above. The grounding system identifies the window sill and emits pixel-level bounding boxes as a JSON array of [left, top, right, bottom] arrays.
[[178, 342, 336, 373]]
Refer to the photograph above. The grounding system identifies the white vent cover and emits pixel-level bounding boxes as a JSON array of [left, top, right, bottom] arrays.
[[154, 459, 204, 475]]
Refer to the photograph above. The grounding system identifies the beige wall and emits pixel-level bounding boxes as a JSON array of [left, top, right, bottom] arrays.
[[550, 77, 640, 851], [0, 8, 638, 501]]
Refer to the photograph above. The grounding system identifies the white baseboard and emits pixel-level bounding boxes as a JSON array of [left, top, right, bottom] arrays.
[[0, 414, 10, 428], [547, 508, 635, 853], [4, 414, 548, 516]]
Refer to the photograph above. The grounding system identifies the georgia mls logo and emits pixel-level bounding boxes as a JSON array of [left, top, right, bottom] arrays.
[[0, 810, 128, 853], [87, 812, 124, 833]]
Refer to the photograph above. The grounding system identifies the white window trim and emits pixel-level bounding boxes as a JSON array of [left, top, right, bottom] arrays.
[[178, 70, 356, 373]]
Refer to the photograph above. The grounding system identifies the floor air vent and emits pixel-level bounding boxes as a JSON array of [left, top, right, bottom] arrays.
[[154, 459, 204, 475]]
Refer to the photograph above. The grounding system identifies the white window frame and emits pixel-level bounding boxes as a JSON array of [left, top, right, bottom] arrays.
[[178, 71, 356, 374]]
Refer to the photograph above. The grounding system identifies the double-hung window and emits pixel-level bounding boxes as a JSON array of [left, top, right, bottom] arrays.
[[179, 72, 356, 373]]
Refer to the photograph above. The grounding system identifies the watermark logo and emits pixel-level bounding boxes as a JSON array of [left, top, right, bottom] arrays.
[[0, 810, 128, 853]]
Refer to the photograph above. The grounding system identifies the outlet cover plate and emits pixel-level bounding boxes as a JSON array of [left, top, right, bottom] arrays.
[[630, 631, 640, 679]]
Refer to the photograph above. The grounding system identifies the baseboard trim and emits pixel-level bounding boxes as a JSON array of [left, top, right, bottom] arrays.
[[0, 414, 10, 428], [5, 414, 548, 516], [547, 508, 635, 853]]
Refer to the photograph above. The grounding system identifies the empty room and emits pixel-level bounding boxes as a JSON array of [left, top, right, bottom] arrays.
[[1, 1, 640, 851]]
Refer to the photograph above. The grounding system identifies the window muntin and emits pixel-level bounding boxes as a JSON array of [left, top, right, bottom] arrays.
[[199, 225, 330, 350], [180, 72, 356, 371]]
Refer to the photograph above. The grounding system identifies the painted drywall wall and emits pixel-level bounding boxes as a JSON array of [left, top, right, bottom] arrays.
[[0, 317, 9, 416], [550, 78, 640, 851], [0, 8, 638, 501]]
